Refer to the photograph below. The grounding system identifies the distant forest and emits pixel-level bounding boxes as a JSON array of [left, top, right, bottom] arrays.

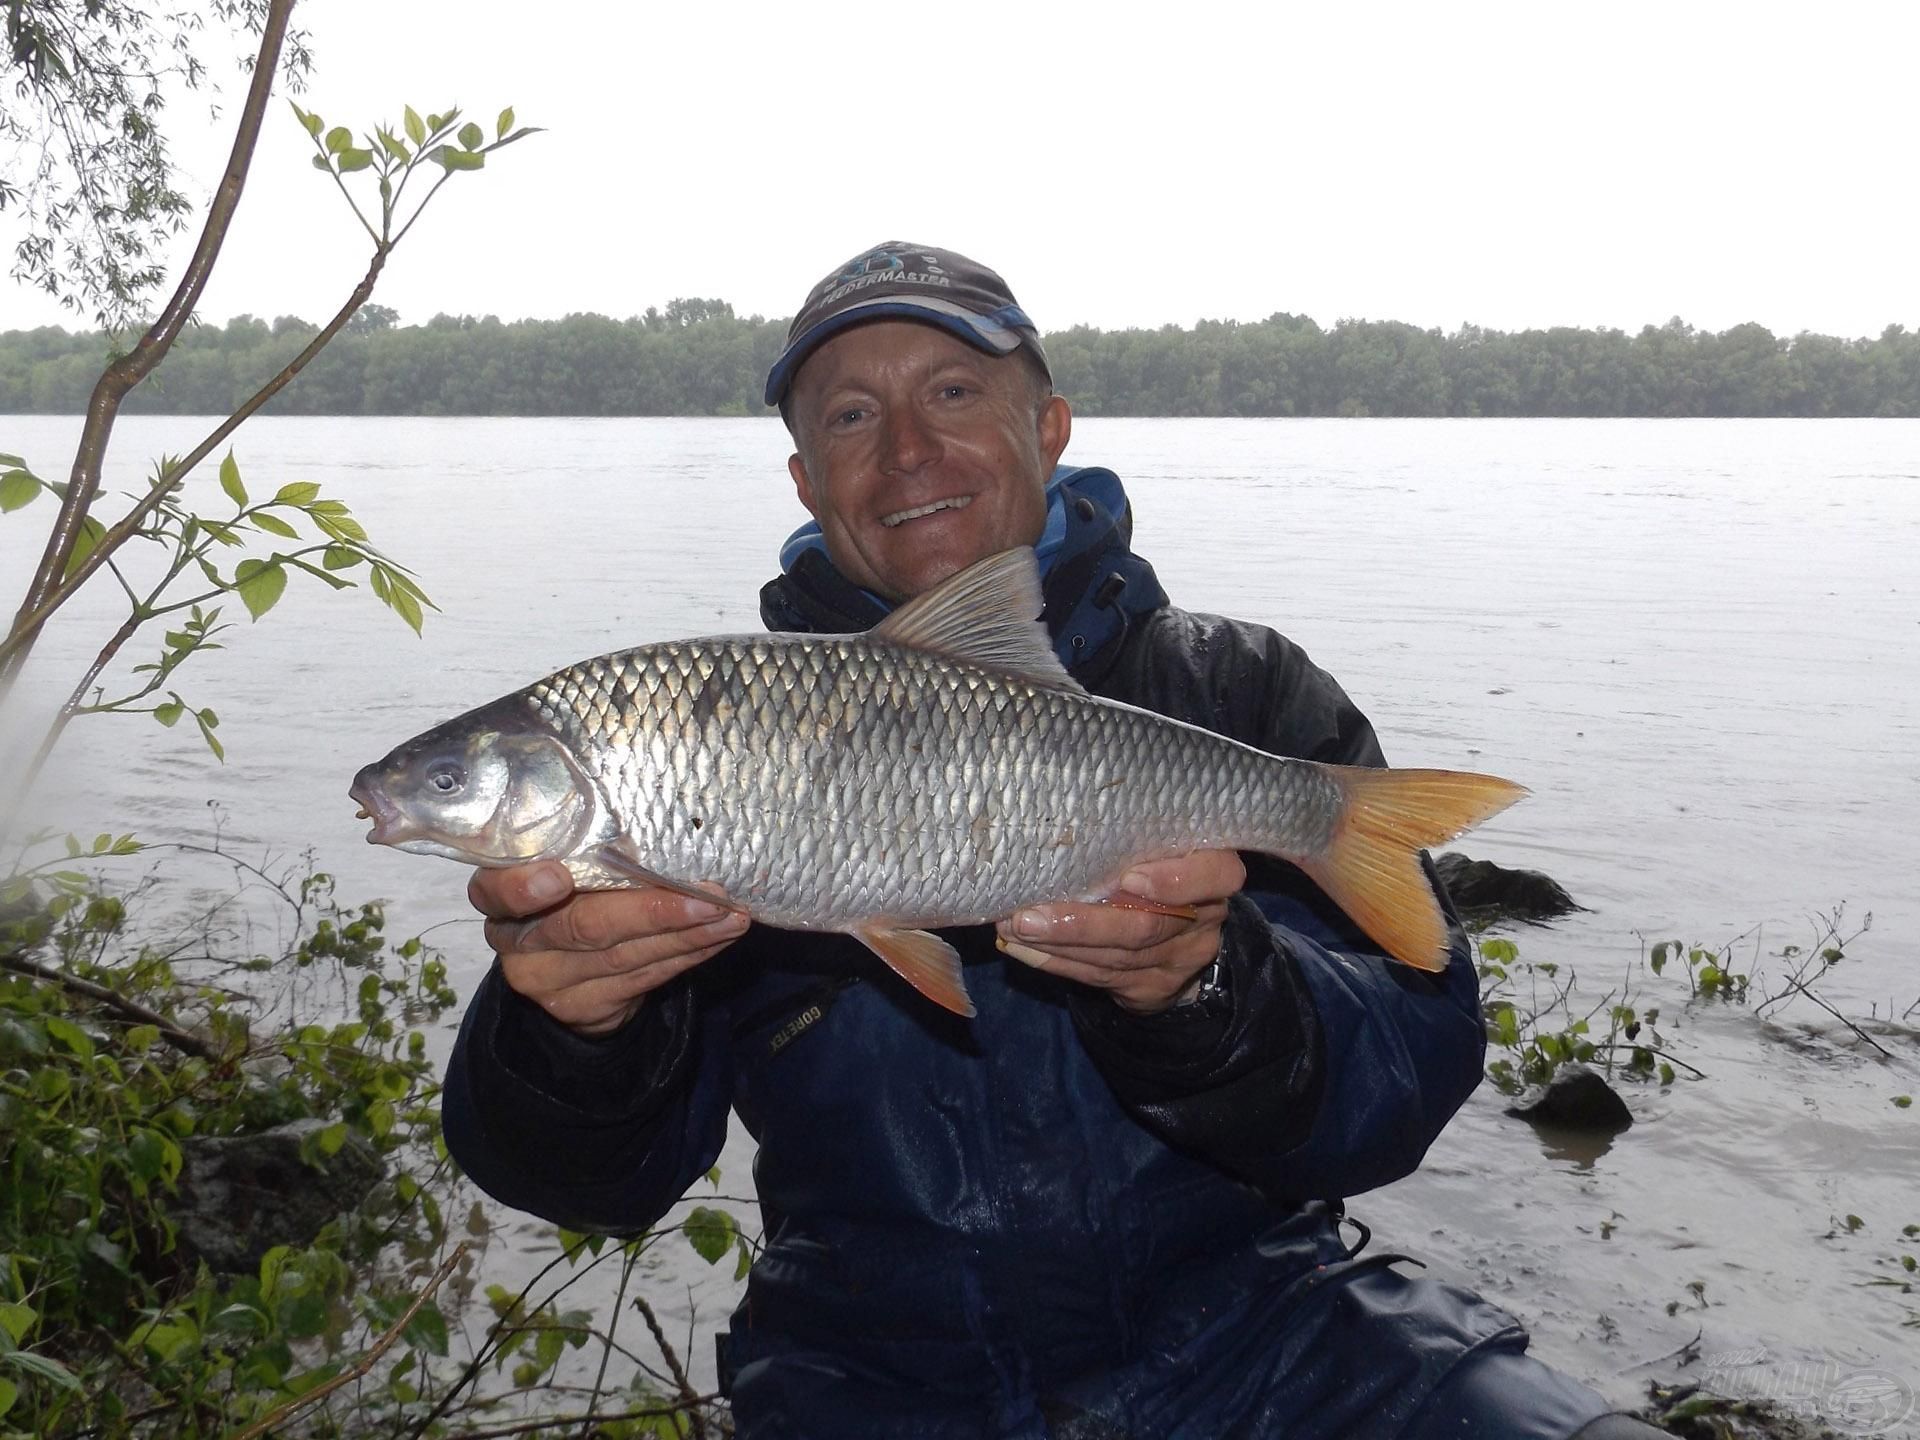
[[3, 300, 1917, 418]]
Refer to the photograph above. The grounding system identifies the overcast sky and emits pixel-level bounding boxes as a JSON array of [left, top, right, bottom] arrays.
[[4, 0, 1915, 340]]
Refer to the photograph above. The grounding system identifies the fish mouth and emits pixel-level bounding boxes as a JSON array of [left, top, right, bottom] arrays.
[[880, 494, 971, 528], [349, 771, 410, 846]]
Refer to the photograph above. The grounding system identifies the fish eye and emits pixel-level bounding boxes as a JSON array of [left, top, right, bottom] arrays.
[[425, 759, 466, 794]]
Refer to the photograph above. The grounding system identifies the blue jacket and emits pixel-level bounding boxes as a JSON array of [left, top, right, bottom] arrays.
[[441, 468, 1494, 1435]]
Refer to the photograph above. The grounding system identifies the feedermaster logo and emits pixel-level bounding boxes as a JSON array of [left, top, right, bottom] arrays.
[[817, 247, 952, 308]]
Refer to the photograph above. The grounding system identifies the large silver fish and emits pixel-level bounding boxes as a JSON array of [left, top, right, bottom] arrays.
[[349, 549, 1525, 1017]]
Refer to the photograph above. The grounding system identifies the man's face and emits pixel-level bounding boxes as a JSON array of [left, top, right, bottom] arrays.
[[785, 320, 1072, 602]]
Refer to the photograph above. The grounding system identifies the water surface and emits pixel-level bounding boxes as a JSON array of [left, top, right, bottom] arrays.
[[4, 415, 1916, 1424]]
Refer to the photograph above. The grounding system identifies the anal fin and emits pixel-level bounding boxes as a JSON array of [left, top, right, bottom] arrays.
[[1103, 889, 1200, 922], [856, 925, 976, 1018]]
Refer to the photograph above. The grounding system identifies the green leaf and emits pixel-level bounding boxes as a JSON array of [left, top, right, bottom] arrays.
[[1895, 1095, 1913, 1109], [338, 147, 375, 173], [458, 121, 484, 150], [325, 125, 352, 154], [234, 558, 288, 621], [285, 557, 354, 590], [0, 1303, 34, 1346], [62, 515, 104, 579], [279, 1290, 328, 1339], [259, 1245, 290, 1298], [153, 699, 184, 727], [314, 511, 369, 543], [219, 451, 247, 506], [44, 1015, 94, 1061], [0, 470, 39, 512], [209, 1302, 268, 1337], [403, 1301, 450, 1357], [492, 125, 542, 149], [291, 102, 323, 138], [734, 1239, 752, 1281], [2, 1349, 82, 1393], [404, 105, 426, 145], [250, 511, 299, 539], [377, 129, 411, 163], [429, 145, 485, 173], [321, 544, 364, 570], [0, 1376, 15, 1420], [1478, 937, 1517, 965], [390, 584, 425, 635], [496, 106, 515, 139], [311, 154, 332, 172], [683, 1206, 736, 1266], [128, 1127, 181, 1184], [275, 481, 321, 505]]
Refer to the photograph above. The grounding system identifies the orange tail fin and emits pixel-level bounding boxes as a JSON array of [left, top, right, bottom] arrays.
[[1295, 766, 1527, 972]]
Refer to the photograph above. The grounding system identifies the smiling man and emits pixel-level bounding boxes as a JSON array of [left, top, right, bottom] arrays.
[[441, 244, 1664, 1439]]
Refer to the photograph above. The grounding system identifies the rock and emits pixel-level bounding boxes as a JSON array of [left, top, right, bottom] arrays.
[[1434, 851, 1585, 924], [172, 1118, 384, 1274], [1505, 1063, 1633, 1133]]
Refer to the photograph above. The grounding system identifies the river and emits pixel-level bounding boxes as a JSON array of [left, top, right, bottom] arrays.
[[4, 414, 1917, 1430]]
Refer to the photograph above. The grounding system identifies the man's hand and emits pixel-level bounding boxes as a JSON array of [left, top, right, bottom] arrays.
[[995, 850, 1246, 1014], [471, 862, 750, 1038]]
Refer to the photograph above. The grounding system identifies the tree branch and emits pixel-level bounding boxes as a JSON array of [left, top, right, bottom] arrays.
[[632, 1293, 708, 1440], [226, 1241, 470, 1440], [0, 950, 221, 1061], [1, 0, 295, 692], [0, 244, 388, 680]]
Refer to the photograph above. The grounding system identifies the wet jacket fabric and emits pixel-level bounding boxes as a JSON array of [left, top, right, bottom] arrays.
[[441, 468, 1608, 1438]]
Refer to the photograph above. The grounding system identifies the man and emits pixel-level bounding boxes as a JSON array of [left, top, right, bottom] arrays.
[[442, 244, 1661, 1439]]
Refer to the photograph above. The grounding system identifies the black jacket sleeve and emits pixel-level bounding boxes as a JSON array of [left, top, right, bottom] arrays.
[[1067, 609, 1487, 1198], [440, 959, 731, 1235]]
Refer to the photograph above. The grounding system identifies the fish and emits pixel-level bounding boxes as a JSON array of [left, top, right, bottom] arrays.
[[349, 548, 1525, 1018]]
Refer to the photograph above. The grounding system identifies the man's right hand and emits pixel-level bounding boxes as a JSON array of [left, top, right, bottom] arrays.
[[469, 862, 750, 1038]]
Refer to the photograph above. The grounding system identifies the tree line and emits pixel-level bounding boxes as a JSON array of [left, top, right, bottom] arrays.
[[4, 300, 1917, 418]]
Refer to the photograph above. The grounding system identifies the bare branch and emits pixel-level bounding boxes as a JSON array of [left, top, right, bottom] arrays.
[[0, 950, 221, 1061], [226, 1241, 470, 1440], [2, 0, 296, 692]]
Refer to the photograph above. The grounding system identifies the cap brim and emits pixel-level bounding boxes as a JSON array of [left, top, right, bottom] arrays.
[[764, 297, 1029, 407]]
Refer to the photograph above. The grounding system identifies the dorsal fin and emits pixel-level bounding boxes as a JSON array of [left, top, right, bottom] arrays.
[[871, 548, 1083, 691]]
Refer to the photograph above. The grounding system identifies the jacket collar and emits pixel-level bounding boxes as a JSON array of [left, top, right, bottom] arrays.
[[759, 465, 1169, 687]]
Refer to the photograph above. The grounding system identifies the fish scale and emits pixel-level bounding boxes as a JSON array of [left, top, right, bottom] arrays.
[[519, 634, 1319, 931], [351, 548, 1527, 1018]]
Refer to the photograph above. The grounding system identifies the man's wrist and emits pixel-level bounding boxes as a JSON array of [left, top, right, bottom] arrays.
[[1172, 953, 1228, 1008], [1111, 946, 1231, 1017]]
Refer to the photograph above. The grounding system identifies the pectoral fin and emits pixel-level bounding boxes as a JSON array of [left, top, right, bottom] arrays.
[[856, 925, 976, 1018], [1102, 888, 1200, 922], [591, 839, 749, 913]]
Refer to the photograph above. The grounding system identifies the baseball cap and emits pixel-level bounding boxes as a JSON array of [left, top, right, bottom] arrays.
[[764, 242, 1052, 408]]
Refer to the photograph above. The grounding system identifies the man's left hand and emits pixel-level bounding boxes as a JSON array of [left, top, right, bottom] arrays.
[[996, 850, 1246, 1014]]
